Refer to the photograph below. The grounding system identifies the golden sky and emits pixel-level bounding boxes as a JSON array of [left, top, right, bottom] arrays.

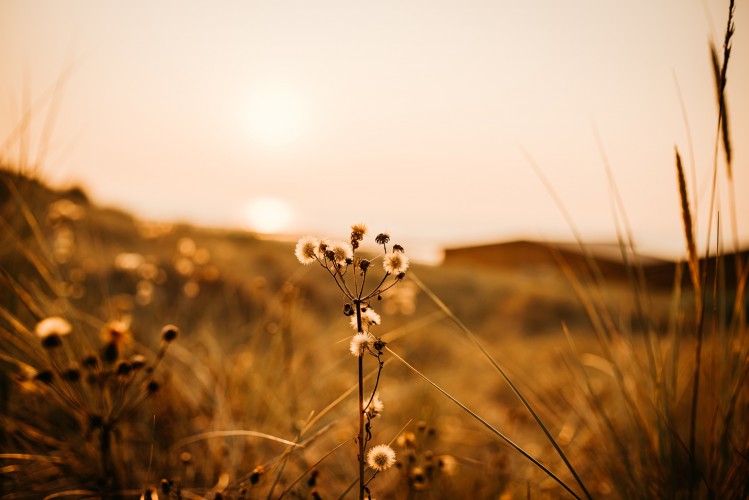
[[1, 0, 747, 262]]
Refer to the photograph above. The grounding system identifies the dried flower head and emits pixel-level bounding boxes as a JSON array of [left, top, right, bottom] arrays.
[[34, 369, 54, 385], [140, 488, 158, 500], [160, 479, 173, 495], [102, 341, 119, 364], [366, 444, 396, 471], [250, 465, 265, 485], [410, 465, 429, 491], [375, 233, 390, 245], [316, 240, 329, 258], [349, 308, 381, 331], [351, 224, 367, 249], [329, 240, 353, 266], [35, 317, 72, 348], [437, 454, 458, 476], [350, 332, 374, 357], [161, 324, 180, 343], [102, 320, 131, 346], [295, 236, 319, 265], [365, 392, 384, 419], [383, 252, 409, 275], [116, 360, 132, 376], [62, 364, 82, 383], [82, 354, 99, 369], [342, 303, 355, 316], [130, 354, 147, 370]]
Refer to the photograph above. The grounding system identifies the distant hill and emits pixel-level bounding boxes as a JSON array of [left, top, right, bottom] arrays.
[[443, 239, 748, 291]]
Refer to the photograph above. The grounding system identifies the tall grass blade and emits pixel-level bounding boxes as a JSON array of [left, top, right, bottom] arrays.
[[675, 148, 701, 307], [409, 272, 591, 499], [385, 346, 581, 499]]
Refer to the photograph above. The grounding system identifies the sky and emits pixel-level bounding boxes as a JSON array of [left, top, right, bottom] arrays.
[[1, 0, 747, 263]]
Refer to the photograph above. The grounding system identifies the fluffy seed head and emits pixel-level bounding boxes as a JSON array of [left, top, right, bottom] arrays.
[[316, 240, 329, 258], [383, 252, 409, 275], [329, 240, 353, 266], [35, 316, 72, 338], [365, 392, 384, 419], [295, 237, 318, 265], [35, 317, 72, 348], [350, 332, 374, 357], [350, 308, 381, 331], [367, 444, 396, 471]]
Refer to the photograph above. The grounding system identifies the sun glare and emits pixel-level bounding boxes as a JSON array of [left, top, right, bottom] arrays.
[[244, 197, 294, 234], [240, 90, 306, 146]]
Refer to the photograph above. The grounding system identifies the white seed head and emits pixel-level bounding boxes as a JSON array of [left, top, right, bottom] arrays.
[[295, 237, 319, 265], [383, 252, 409, 275], [367, 444, 396, 471], [350, 308, 382, 331], [350, 332, 374, 357], [35, 317, 72, 339], [329, 240, 353, 265], [365, 392, 384, 419]]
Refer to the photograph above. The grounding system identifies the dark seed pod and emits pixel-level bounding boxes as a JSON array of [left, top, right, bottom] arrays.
[[161, 324, 179, 343], [62, 366, 81, 383], [34, 369, 54, 384], [82, 354, 99, 369], [375, 233, 390, 245], [41, 334, 63, 349], [161, 478, 172, 494], [102, 341, 118, 364]]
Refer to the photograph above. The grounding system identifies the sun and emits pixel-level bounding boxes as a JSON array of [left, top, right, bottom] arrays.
[[240, 89, 306, 146], [243, 197, 294, 234]]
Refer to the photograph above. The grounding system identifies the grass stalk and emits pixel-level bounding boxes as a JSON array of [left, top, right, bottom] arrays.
[[385, 346, 581, 499], [409, 272, 591, 499]]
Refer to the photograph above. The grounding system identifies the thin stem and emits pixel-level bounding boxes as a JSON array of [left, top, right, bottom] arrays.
[[362, 273, 390, 302], [363, 358, 384, 412], [355, 300, 365, 500]]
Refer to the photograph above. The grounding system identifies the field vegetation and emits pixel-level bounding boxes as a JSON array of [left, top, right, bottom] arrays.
[[1, 1, 747, 498]]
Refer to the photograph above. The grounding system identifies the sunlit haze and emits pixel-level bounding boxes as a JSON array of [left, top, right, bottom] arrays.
[[1, 0, 747, 263]]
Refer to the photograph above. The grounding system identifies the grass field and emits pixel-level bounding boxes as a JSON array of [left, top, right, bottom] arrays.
[[1, 2, 747, 498]]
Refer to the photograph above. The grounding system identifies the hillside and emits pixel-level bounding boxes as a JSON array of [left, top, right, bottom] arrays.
[[1, 167, 605, 346], [2, 165, 746, 498]]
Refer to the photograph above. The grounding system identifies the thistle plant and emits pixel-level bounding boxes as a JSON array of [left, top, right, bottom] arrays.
[[2, 313, 179, 496], [295, 225, 408, 499]]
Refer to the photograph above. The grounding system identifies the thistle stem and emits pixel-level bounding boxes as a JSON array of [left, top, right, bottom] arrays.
[[355, 300, 365, 500]]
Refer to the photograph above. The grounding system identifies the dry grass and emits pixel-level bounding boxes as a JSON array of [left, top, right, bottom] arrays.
[[1, 1, 747, 498]]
